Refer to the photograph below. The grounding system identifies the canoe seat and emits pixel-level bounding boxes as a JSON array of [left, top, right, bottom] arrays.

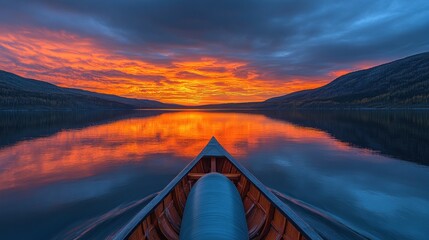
[[179, 173, 248, 240]]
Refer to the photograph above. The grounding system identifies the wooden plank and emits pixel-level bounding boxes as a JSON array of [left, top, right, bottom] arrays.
[[247, 207, 266, 238], [221, 159, 232, 173], [271, 209, 286, 234], [158, 216, 179, 240], [285, 220, 302, 240], [211, 156, 216, 172], [164, 201, 181, 232], [128, 224, 144, 240]]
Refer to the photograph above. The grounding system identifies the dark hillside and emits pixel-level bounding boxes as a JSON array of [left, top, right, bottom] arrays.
[[266, 52, 429, 108], [0, 70, 181, 109]]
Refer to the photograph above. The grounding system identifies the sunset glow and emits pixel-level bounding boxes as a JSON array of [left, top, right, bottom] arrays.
[[0, 0, 426, 106], [0, 27, 331, 105]]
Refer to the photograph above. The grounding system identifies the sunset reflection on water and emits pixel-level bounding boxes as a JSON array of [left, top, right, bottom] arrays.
[[1, 110, 428, 240], [0, 111, 347, 191]]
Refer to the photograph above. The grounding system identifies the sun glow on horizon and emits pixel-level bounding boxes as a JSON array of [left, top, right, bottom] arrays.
[[0, 27, 346, 105]]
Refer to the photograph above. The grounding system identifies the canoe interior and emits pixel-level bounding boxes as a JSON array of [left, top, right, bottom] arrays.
[[127, 156, 308, 240]]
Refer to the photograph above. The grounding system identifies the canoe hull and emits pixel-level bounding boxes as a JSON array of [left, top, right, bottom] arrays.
[[116, 138, 322, 240]]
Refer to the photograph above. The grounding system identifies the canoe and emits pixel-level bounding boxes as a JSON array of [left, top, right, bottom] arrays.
[[114, 137, 322, 240]]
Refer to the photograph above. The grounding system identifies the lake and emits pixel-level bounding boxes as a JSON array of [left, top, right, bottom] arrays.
[[0, 110, 428, 240]]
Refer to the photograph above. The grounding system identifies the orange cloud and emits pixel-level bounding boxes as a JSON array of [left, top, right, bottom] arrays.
[[0, 27, 329, 105]]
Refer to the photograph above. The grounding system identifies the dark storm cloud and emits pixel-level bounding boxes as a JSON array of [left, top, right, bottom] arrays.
[[1, 0, 429, 79]]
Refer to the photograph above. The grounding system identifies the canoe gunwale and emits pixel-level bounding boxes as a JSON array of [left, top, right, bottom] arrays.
[[113, 137, 322, 240], [113, 145, 205, 240]]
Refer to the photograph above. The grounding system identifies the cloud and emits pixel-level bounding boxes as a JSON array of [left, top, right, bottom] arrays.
[[175, 71, 209, 80], [197, 66, 227, 73], [0, 0, 428, 103]]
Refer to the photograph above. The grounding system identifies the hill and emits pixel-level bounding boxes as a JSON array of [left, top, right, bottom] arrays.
[[0, 70, 180, 110], [3, 52, 429, 110], [265, 52, 429, 108]]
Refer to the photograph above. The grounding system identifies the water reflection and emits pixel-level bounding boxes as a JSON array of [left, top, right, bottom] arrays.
[[0, 111, 346, 191], [0, 110, 428, 240], [246, 135, 429, 239], [262, 110, 429, 165]]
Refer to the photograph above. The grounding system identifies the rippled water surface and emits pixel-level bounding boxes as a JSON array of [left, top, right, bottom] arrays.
[[0, 110, 428, 239]]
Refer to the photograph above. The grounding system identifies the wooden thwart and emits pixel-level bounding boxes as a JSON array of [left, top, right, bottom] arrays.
[[187, 173, 241, 180]]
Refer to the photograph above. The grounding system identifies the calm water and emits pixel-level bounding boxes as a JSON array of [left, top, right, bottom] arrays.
[[0, 110, 428, 240]]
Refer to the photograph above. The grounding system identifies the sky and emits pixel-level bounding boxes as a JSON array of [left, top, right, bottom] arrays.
[[0, 0, 428, 105]]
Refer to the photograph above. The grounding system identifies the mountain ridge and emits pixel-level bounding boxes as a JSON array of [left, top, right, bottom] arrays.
[[0, 70, 181, 110], [265, 52, 429, 108], [1, 51, 429, 110]]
